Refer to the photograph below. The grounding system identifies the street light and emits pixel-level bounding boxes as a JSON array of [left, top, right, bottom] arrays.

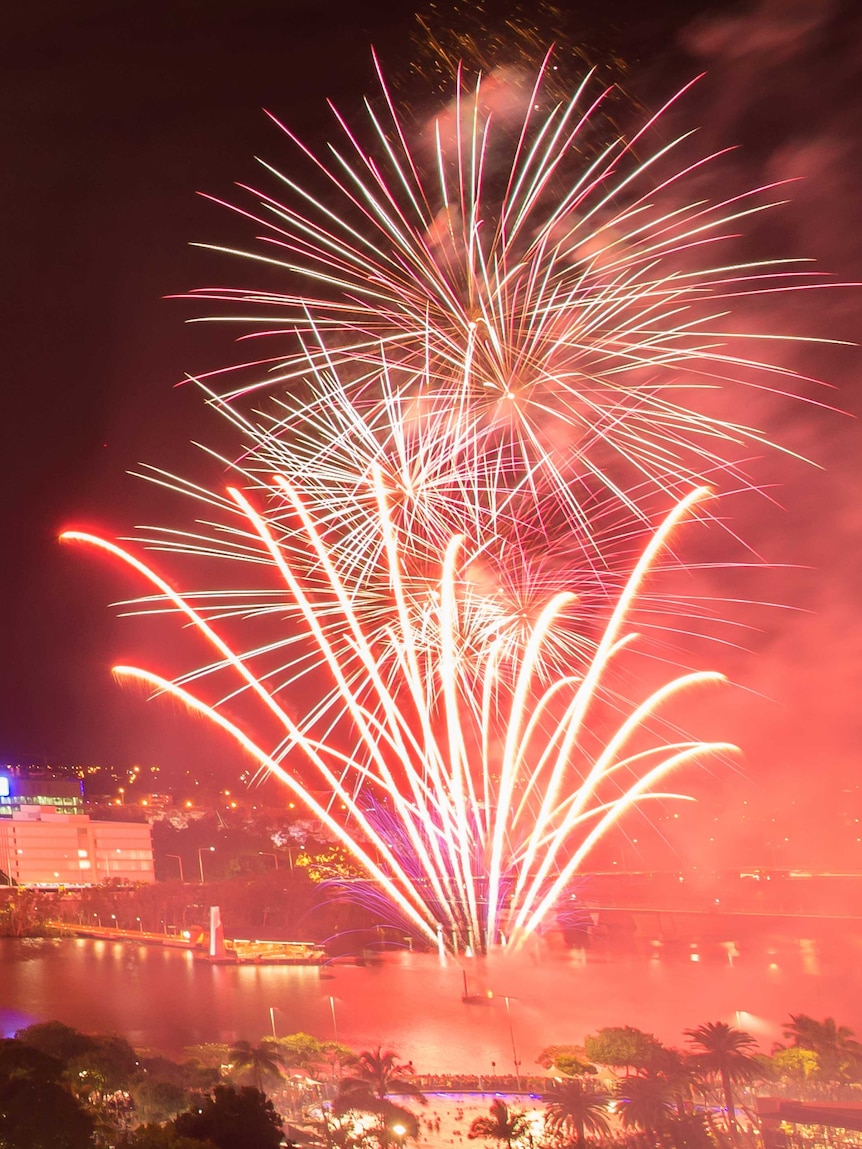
[[503, 996, 522, 1091], [166, 854, 185, 882], [328, 995, 339, 1043], [259, 851, 280, 871], [197, 846, 215, 883]]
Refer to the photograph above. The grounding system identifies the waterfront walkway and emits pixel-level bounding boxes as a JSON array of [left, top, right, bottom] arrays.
[[47, 919, 196, 946]]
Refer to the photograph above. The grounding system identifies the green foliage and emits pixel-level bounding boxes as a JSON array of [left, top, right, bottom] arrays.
[[615, 1073, 676, 1132], [338, 1046, 423, 1102], [781, 1014, 862, 1083], [584, 1026, 663, 1074], [15, 1020, 93, 1063], [0, 1037, 62, 1083], [133, 1078, 191, 1124], [334, 1049, 424, 1149], [122, 1123, 217, 1149], [138, 1055, 219, 1092], [684, 1023, 761, 1085], [468, 1098, 531, 1148], [273, 1031, 328, 1072], [0, 1076, 94, 1149], [536, 1044, 596, 1076], [771, 1046, 820, 1081], [14, 1021, 138, 1100], [182, 1044, 231, 1068], [685, 1021, 761, 1140], [174, 1084, 283, 1149], [543, 1079, 611, 1147], [67, 1032, 139, 1094], [139, 1056, 192, 1088], [0, 890, 48, 936], [664, 1113, 716, 1149], [227, 1039, 284, 1092]]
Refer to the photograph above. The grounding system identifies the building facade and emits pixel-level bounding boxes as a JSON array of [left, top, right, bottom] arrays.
[[0, 773, 154, 886], [0, 773, 84, 818]]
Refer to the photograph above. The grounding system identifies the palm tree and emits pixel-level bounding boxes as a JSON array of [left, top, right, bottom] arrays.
[[227, 1039, 284, 1093], [782, 1014, 862, 1084], [339, 1047, 424, 1102], [685, 1022, 760, 1142], [335, 1047, 424, 1149], [616, 1072, 676, 1139], [468, 1098, 531, 1148], [651, 1046, 699, 1117], [543, 1079, 610, 1148]]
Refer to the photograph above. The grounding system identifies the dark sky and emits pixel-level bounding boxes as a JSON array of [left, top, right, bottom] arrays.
[[1, 0, 860, 868]]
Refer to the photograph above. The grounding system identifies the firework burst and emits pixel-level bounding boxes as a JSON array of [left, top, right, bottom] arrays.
[[188, 57, 821, 526], [64, 476, 734, 952], [67, 59, 823, 951]]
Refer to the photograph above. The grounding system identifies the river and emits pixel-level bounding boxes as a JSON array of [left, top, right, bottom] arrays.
[[0, 927, 859, 1072]]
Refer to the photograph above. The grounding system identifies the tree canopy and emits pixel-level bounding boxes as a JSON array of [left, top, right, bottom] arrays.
[[0, 1076, 94, 1149], [543, 1079, 610, 1147], [584, 1027, 663, 1075], [537, 1044, 597, 1077], [173, 1084, 283, 1149], [468, 1099, 531, 1148]]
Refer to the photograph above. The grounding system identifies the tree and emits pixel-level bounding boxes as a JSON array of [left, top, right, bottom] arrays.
[[781, 1014, 862, 1085], [133, 1078, 191, 1124], [584, 1026, 663, 1076], [174, 1084, 283, 1149], [536, 1045, 596, 1077], [0, 1076, 95, 1149], [121, 1123, 217, 1149], [274, 1032, 327, 1072], [274, 1031, 354, 1078], [334, 1048, 424, 1148], [616, 1073, 676, 1138], [1, 890, 44, 936], [182, 1044, 231, 1068], [357, 1099, 420, 1146], [543, 1079, 610, 1148], [663, 1113, 715, 1149], [139, 1054, 215, 1090], [468, 1098, 531, 1148], [0, 1037, 62, 1084], [651, 1046, 700, 1117], [66, 1033, 139, 1098], [15, 1020, 93, 1063], [226, 1039, 284, 1093], [339, 1046, 423, 1101], [685, 1022, 760, 1142]]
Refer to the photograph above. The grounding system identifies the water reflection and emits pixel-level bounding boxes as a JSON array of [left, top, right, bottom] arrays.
[[0, 930, 858, 1071]]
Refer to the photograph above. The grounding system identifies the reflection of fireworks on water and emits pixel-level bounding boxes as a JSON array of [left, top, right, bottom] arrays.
[[68, 61, 822, 951]]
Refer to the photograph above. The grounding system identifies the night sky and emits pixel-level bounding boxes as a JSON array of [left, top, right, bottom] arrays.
[[2, 0, 860, 868]]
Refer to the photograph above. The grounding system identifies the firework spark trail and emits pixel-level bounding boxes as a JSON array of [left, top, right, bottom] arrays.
[[65, 60, 823, 951], [186, 60, 827, 522], [64, 479, 734, 951]]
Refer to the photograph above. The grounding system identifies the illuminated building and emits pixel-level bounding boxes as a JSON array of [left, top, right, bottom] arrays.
[[0, 775, 154, 886], [0, 772, 83, 817]]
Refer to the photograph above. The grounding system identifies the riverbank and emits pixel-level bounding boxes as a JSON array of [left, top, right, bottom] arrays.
[[46, 920, 328, 965]]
